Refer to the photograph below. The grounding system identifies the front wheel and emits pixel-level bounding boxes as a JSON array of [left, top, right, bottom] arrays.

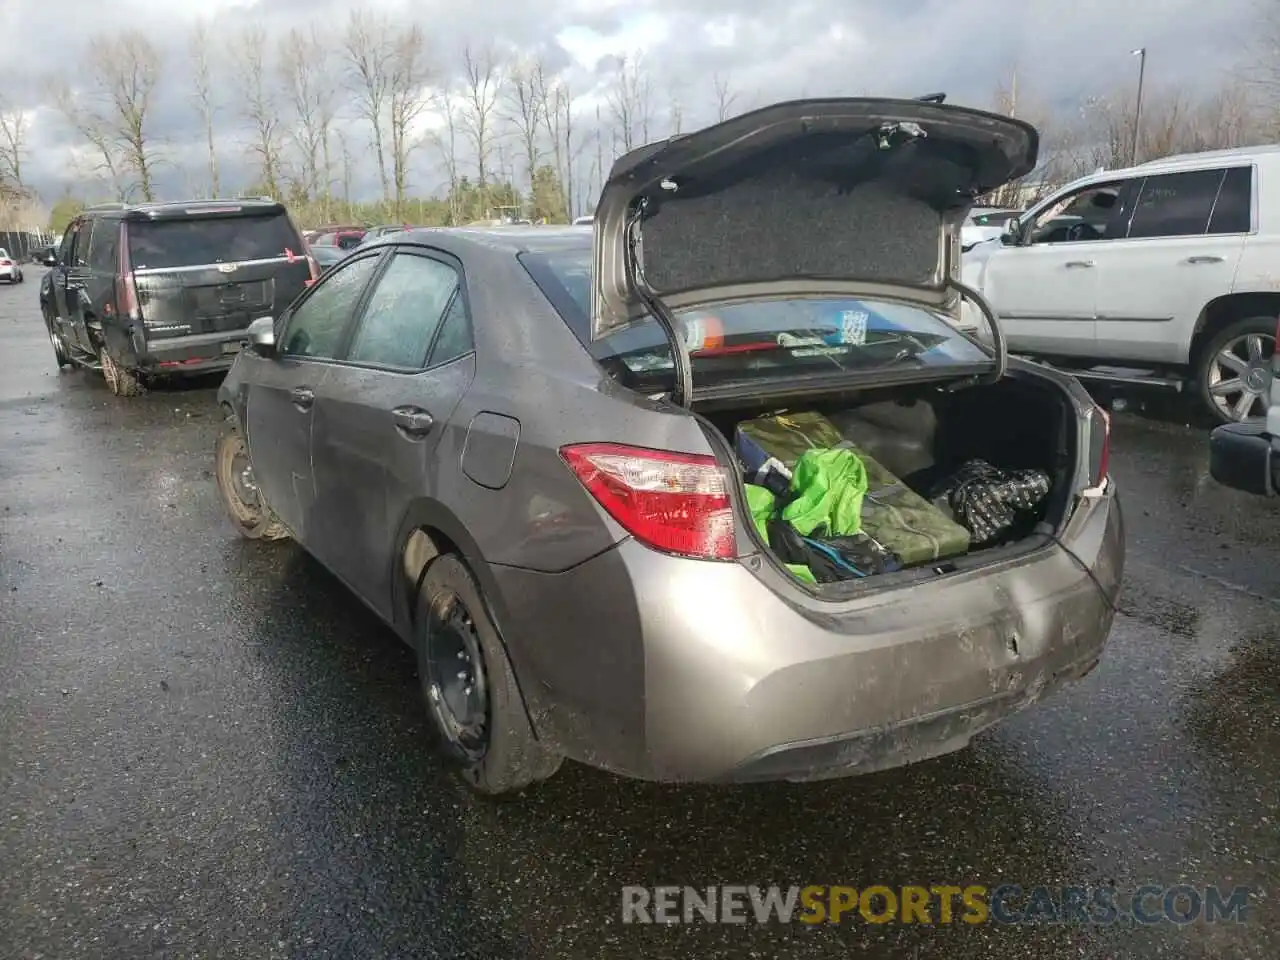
[[214, 413, 290, 540], [1195, 317, 1277, 424], [415, 555, 562, 796]]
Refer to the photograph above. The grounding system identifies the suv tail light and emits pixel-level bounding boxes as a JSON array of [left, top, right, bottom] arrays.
[[559, 442, 737, 559], [305, 254, 320, 287], [116, 223, 141, 322], [1085, 403, 1111, 493]]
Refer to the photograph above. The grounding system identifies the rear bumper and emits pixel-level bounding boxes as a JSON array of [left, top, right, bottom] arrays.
[[1209, 421, 1278, 496], [129, 328, 246, 375], [491, 484, 1123, 783]]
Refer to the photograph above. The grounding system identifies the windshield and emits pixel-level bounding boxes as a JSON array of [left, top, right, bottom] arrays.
[[521, 248, 990, 389], [128, 213, 301, 269]]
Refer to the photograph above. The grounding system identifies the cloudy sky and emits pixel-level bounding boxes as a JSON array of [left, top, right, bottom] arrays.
[[0, 0, 1260, 212]]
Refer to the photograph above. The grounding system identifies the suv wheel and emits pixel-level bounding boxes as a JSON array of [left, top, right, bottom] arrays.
[[415, 555, 563, 796], [44, 313, 70, 369], [215, 414, 290, 540], [100, 348, 142, 397], [1195, 317, 1277, 424]]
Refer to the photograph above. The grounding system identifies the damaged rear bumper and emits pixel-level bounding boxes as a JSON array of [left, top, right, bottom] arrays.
[[491, 483, 1122, 784]]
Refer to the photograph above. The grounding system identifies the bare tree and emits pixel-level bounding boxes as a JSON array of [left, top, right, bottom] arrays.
[[606, 54, 653, 151], [279, 26, 335, 205], [231, 24, 285, 198], [51, 80, 124, 198], [342, 10, 393, 204], [335, 128, 353, 212], [506, 54, 545, 209], [190, 19, 220, 196], [387, 25, 434, 219], [712, 70, 738, 122], [460, 44, 505, 215], [63, 31, 163, 201], [429, 92, 463, 224], [0, 95, 29, 196]]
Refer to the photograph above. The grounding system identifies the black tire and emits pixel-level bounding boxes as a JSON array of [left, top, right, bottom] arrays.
[[214, 413, 291, 541], [1193, 316, 1278, 424], [99, 347, 143, 397], [415, 554, 562, 796], [45, 314, 70, 369]]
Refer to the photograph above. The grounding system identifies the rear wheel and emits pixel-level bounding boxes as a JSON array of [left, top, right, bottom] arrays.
[[415, 555, 562, 796], [214, 413, 290, 540], [1195, 317, 1276, 424], [100, 347, 143, 397]]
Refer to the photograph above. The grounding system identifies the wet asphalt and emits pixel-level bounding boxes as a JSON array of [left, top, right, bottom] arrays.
[[1, 267, 1277, 960]]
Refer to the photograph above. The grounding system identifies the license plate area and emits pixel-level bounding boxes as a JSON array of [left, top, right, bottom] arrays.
[[222, 341, 242, 355]]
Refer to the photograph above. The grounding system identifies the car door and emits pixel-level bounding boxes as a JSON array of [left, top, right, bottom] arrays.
[[309, 247, 476, 617], [1092, 166, 1250, 365], [243, 250, 384, 541], [978, 179, 1137, 358], [50, 221, 83, 349]]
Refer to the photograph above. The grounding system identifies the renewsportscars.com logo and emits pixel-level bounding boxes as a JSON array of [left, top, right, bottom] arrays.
[[621, 884, 1256, 926]]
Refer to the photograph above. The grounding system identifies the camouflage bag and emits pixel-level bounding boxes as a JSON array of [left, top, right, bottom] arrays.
[[736, 411, 970, 566]]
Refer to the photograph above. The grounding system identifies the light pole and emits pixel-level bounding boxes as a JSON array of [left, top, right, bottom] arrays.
[[1130, 47, 1147, 166]]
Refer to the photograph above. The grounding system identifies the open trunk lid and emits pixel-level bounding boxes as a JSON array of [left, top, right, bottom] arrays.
[[127, 208, 311, 336], [589, 97, 1038, 402]]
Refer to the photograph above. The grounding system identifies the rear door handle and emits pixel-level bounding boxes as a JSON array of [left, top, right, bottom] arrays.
[[1064, 260, 1095, 268], [1184, 255, 1224, 264], [392, 406, 435, 438], [290, 387, 314, 410]]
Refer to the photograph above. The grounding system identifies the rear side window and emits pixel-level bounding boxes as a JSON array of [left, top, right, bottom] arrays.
[[1208, 166, 1252, 234], [128, 212, 301, 269], [88, 220, 118, 271], [347, 252, 461, 368], [1126, 169, 1224, 239]]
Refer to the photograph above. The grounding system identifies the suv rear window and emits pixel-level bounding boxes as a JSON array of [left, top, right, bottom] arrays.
[[127, 212, 301, 269]]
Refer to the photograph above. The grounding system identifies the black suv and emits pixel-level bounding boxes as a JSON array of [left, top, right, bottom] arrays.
[[41, 199, 316, 396]]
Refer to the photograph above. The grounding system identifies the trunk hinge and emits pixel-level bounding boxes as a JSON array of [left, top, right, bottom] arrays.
[[945, 278, 1007, 390], [624, 201, 693, 408]]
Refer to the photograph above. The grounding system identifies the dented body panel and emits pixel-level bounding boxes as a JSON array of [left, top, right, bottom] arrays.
[[491, 481, 1121, 782]]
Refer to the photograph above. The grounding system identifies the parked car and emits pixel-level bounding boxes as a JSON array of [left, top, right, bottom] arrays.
[[961, 207, 1020, 252], [41, 199, 317, 396], [962, 145, 1280, 423], [308, 242, 348, 272], [572, 215, 594, 225], [356, 224, 414, 247], [0, 248, 24, 283], [1209, 314, 1280, 495], [214, 98, 1122, 796]]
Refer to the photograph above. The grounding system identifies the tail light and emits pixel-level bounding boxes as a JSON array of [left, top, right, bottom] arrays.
[[305, 254, 320, 287], [559, 442, 737, 559], [116, 223, 141, 322], [1085, 403, 1111, 494], [0, 258, 11, 266]]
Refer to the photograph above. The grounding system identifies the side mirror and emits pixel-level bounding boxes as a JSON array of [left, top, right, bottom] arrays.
[[1000, 222, 1020, 246], [246, 316, 276, 355]]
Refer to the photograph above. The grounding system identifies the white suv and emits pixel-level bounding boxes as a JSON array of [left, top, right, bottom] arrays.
[[963, 146, 1279, 423]]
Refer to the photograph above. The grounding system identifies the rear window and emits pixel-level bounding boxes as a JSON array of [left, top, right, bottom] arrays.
[[127, 212, 301, 269], [520, 249, 990, 390]]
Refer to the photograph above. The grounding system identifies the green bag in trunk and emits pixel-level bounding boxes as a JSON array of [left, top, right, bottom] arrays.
[[851, 445, 971, 566], [736, 411, 970, 567]]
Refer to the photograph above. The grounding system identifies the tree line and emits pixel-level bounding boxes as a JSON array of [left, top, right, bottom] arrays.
[[0, 14, 1276, 232]]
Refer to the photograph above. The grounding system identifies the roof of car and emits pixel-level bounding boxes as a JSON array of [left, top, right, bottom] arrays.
[[84, 198, 286, 221], [395, 225, 591, 255]]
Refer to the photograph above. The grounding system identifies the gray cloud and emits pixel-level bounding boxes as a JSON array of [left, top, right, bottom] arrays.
[[0, 0, 1258, 210]]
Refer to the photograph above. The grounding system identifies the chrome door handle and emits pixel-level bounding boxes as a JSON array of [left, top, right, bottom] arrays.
[[392, 406, 435, 438], [1184, 255, 1224, 264], [289, 387, 314, 410], [1064, 260, 1095, 268]]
